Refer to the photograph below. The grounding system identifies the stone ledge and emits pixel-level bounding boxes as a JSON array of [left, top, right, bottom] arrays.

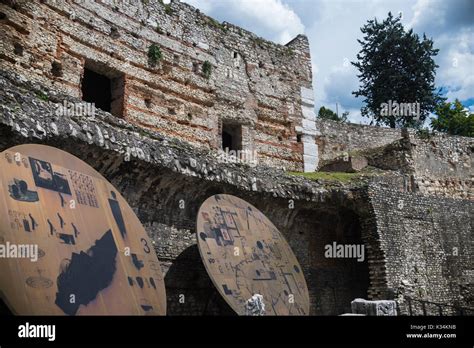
[[0, 70, 366, 203]]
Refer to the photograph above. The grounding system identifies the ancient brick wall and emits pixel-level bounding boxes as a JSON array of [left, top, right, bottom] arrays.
[[315, 119, 403, 162], [1, 69, 472, 316], [366, 183, 473, 315], [0, 0, 316, 171], [0, 69, 369, 315], [1, 2, 472, 316], [408, 131, 473, 199]]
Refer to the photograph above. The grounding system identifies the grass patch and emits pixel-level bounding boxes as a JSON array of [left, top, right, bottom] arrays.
[[288, 171, 361, 183], [207, 18, 228, 32], [164, 4, 173, 15]]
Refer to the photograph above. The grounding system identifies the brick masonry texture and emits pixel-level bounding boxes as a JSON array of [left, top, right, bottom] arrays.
[[316, 119, 403, 162], [367, 185, 473, 315], [0, 0, 316, 171], [317, 119, 473, 199], [0, 69, 371, 315]]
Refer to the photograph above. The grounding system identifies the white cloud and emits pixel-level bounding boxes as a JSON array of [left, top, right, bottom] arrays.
[[184, 0, 213, 13], [408, 0, 446, 30], [407, 0, 474, 104], [408, 0, 473, 34], [435, 28, 474, 102], [184, 0, 305, 44], [184, 0, 473, 119], [322, 66, 362, 110]]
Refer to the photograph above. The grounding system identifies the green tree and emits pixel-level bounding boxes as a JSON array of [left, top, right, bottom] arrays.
[[318, 106, 348, 123], [431, 99, 474, 137], [352, 12, 443, 128]]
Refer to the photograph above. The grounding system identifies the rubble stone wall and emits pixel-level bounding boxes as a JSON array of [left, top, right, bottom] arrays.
[[0, 0, 316, 171], [0, 1, 472, 317], [409, 131, 473, 199], [367, 184, 473, 315], [315, 119, 403, 162], [0, 69, 369, 315]]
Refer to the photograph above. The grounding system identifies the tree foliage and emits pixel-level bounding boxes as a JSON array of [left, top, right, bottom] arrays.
[[318, 106, 348, 123], [352, 12, 443, 128], [431, 99, 474, 137]]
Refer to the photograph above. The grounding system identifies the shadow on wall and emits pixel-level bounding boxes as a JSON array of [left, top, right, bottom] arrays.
[[263, 204, 370, 315], [0, 131, 370, 316], [164, 244, 235, 316], [309, 209, 370, 315]]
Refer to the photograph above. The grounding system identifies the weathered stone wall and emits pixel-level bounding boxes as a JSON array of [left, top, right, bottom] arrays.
[[0, 0, 316, 171], [316, 119, 473, 199], [1, 3, 472, 315], [0, 69, 369, 315], [1, 68, 472, 316], [315, 119, 403, 162], [409, 131, 473, 199], [366, 183, 473, 315], [139, 180, 370, 316]]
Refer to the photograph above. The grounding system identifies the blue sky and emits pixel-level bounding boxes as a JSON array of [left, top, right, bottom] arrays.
[[181, 0, 474, 124]]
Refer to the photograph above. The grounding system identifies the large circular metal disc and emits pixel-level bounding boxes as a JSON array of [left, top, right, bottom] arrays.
[[196, 194, 310, 315], [0, 144, 166, 315]]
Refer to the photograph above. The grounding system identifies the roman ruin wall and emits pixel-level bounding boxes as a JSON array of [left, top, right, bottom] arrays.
[[0, 0, 472, 316], [0, 0, 317, 172]]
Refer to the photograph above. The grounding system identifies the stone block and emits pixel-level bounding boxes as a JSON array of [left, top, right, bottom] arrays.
[[319, 155, 368, 173], [351, 298, 397, 316], [197, 42, 209, 50], [302, 104, 316, 121], [296, 126, 319, 137], [303, 154, 318, 172], [303, 141, 318, 156], [302, 118, 317, 132], [301, 87, 315, 106]]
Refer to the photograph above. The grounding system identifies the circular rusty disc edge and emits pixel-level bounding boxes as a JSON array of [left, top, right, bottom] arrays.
[[196, 194, 310, 316], [0, 144, 166, 315]]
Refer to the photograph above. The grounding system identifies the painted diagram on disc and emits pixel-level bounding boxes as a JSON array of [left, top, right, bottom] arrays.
[[0, 144, 166, 315], [196, 194, 310, 315]]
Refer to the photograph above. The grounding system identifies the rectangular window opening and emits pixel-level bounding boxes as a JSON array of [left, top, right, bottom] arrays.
[[81, 61, 125, 118], [222, 123, 243, 154]]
